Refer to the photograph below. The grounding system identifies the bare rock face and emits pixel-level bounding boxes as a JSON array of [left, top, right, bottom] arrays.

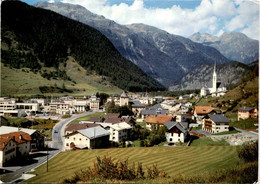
[[169, 61, 251, 91], [189, 32, 259, 64], [35, 2, 230, 87]]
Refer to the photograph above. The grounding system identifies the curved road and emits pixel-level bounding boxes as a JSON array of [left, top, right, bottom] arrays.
[[0, 111, 99, 182], [50, 111, 100, 150]]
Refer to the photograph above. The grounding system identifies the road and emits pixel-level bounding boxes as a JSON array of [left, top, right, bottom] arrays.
[[50, 111, 100, 150], [0, 111, 99, 182]]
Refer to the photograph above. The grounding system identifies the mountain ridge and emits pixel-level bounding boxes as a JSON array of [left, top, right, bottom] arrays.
[[169, 61, 252, 91], [35, 2, 230, 87], [1, 1, 165, 94], [189, 32, 259, 64]]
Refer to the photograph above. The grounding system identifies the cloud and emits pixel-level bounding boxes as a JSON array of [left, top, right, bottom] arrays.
[[61, 0, 259, 39], [48, 0, 55, 3]]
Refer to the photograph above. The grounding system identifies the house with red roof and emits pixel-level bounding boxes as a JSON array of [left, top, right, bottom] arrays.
[[194, 106, 215, 124], [145, 115, 175, 130], [238, 107, 258, 120], [0, 131, 31, 167]]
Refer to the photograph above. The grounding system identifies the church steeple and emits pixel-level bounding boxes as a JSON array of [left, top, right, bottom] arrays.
[[213, 62, 217, 91]]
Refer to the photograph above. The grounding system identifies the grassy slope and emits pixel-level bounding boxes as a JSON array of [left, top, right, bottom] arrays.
[[69, 112, 105, 124], [26, 146, 239, 183], [197, 76, 258, 120], [1, 57, 122, 96]]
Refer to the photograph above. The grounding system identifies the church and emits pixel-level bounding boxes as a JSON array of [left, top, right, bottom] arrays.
[[200, 63, 227, 97]]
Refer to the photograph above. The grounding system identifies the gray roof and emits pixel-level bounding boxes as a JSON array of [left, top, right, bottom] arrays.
[[78, 126, 110, 139], [141, 109, 166, 115], [164, 121, 186, 133], [208, 114, 230, 123], [239, 107, 254, 111], [150, 104, 163, 110], [132, 101, 145, 108], [141, 104, 166, 115], [165, 121, 188, 130], [121, 91, 128, 98]]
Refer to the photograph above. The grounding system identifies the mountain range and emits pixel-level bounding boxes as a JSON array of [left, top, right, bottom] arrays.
[[169, 61, 252, 91], [35, 2, 231, 87], [189, 32, 259, 64], [1, 1, 165, 94]]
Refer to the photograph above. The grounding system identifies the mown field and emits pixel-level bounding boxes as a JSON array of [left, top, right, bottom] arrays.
[[26, 146, 239, 183]]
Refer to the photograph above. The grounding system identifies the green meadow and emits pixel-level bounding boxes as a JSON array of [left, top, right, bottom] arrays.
[[26, 146, 239, 183]]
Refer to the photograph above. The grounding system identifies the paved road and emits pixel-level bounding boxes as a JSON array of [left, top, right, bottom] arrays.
[[234, 127, 258, 137], [0, 111, 100, 182], [50, 111, 100, 150]]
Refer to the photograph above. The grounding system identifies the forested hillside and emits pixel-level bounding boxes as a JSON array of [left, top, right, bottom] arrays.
[[1, 1, 165, 93]]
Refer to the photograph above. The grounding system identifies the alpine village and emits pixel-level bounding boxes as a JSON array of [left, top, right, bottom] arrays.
[[0, 0, 259, 183]]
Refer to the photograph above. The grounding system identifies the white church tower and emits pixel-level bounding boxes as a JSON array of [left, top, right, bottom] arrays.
[[212, 62, 217, 92]]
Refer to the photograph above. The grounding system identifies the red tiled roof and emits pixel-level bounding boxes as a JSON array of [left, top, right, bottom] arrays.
[[0, 137, 12, 150], [0, 131, 31, 150], [195, 106, 214, 115], [146, 115, 175, 124]]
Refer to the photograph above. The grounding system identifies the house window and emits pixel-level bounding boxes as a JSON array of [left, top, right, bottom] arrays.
[[79, 138, 81, 141], [170, 138, 172, 141], [178, 133, 181, 137], [113, 137, 115, 139], [178, 139, 180, 142], [66, 143, 69, 146], [73, 138, 75, 141]]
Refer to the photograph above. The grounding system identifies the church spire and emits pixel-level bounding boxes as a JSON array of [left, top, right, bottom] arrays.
[[213, 62, 217, 91]]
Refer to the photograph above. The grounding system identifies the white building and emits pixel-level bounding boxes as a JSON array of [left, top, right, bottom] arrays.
[[89, 94, 100, 110], [119, 91, 129, 106], [200, 63, 227, 97], [202, 114, 230, 133], [0, 97, 40, 117], [108, 122, 132, 143], [64, 126, 110, 150], [175, 114, 187, 122], [0, 97, 18, 117], [165, 121, 189, 143], [0, 126, 45, 151]]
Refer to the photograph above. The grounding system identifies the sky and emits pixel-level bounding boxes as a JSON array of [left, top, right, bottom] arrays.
[[23, 0, 259, 40]]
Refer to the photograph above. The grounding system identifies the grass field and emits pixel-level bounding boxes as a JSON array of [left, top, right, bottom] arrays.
[[190, 137, 230, 146], [69, 112, 105, 124], [1, 58, 122, 96], [229, 118, 258, 130], [26, 146, 239, 183]]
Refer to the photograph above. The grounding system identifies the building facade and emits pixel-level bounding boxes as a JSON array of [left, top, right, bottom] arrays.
[[202, 114, 229, 133], [238, 107, 258, 120]]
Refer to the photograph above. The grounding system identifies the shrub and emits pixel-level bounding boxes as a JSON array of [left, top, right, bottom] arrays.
[[61, 114, 71, 119], [63, 155, 167, 182], [238, 140, 258, 162]]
